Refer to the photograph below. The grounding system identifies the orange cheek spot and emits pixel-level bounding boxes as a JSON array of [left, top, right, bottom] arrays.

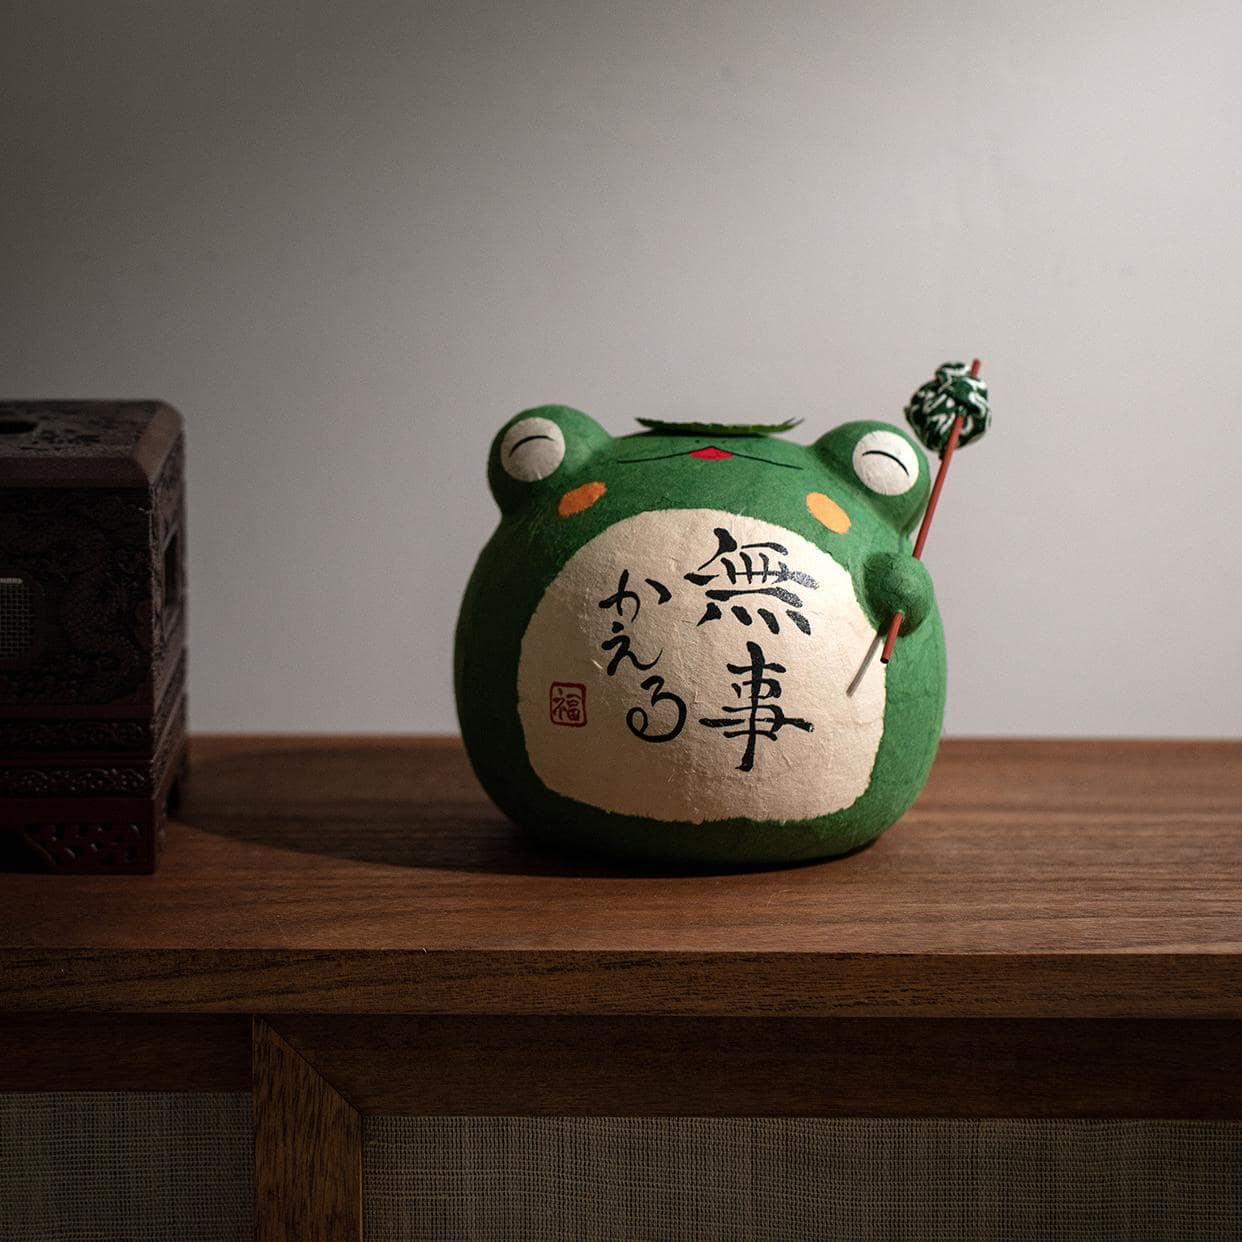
[[558, 481, 606, 517], [807, 491, 851, 534]]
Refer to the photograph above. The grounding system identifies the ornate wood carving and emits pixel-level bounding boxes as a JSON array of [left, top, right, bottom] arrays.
[[0, 402, 188, 873]]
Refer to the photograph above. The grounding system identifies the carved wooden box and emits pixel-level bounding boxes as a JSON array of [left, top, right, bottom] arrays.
[[0, 402, 187, 873]]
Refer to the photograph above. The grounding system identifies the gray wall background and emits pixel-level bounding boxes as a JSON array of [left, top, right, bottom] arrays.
[[3, 1, 1239, 737]]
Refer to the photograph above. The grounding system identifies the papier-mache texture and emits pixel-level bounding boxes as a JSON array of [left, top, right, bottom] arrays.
[[455, 401, 949, 866]]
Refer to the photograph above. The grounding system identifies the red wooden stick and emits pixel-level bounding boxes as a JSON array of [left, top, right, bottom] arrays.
[[879, 358, 980, 664]]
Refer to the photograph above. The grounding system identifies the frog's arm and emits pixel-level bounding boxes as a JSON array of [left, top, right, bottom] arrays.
[[862, 552, 935, 635]]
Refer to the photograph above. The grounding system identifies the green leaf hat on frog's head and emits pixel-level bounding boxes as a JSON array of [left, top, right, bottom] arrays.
[[633, 417, 803, 437]]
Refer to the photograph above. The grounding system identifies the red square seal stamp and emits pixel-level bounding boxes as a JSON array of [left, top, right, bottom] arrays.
[[549, 681, 587, 727]]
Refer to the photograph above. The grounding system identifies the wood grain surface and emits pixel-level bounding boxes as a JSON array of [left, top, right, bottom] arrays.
[[270, 1014, 1242, 1119], [1, 736, 1239, 1016], [0, 1015, 250, 1091], [254, 1018, 362, 1242]]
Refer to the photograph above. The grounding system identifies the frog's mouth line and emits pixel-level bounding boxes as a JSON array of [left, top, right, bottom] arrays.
[[616, 446, 803, 470]]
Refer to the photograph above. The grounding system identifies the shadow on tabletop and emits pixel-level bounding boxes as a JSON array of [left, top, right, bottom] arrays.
[[179, 742, 876, 880]]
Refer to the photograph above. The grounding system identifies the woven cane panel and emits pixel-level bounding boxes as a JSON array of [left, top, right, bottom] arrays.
[[0, 1092, 253, 1242], [363, 1117, 1242, 1242], [0, 576, 33, 663]]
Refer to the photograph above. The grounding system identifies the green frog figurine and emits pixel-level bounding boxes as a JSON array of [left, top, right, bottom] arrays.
[[455, 373, 985, 866]]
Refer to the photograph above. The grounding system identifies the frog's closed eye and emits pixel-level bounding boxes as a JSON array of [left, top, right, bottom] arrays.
[[501, 416, 566, 482], [852, 430, 919, 496]]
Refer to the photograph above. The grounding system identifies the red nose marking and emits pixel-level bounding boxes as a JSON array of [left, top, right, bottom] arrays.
[[689, 446, 734, 460]]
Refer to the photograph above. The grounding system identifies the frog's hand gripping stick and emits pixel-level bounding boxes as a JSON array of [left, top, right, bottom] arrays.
[[847, 360, 989, 695], [882, 358, 989, 662]]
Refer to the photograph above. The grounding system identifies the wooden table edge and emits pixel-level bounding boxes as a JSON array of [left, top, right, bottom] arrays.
[[2, 948, 1240, 1017]]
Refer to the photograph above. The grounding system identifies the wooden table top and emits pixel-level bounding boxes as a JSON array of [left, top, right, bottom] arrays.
[[2, 736, 1239, 1017]]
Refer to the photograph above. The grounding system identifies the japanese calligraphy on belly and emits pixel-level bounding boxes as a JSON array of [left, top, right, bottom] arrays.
[[517, 509, 887, 824]]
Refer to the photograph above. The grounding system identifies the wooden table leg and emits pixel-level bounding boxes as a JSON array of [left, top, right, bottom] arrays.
[[253, 1017, 362, 1242]]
